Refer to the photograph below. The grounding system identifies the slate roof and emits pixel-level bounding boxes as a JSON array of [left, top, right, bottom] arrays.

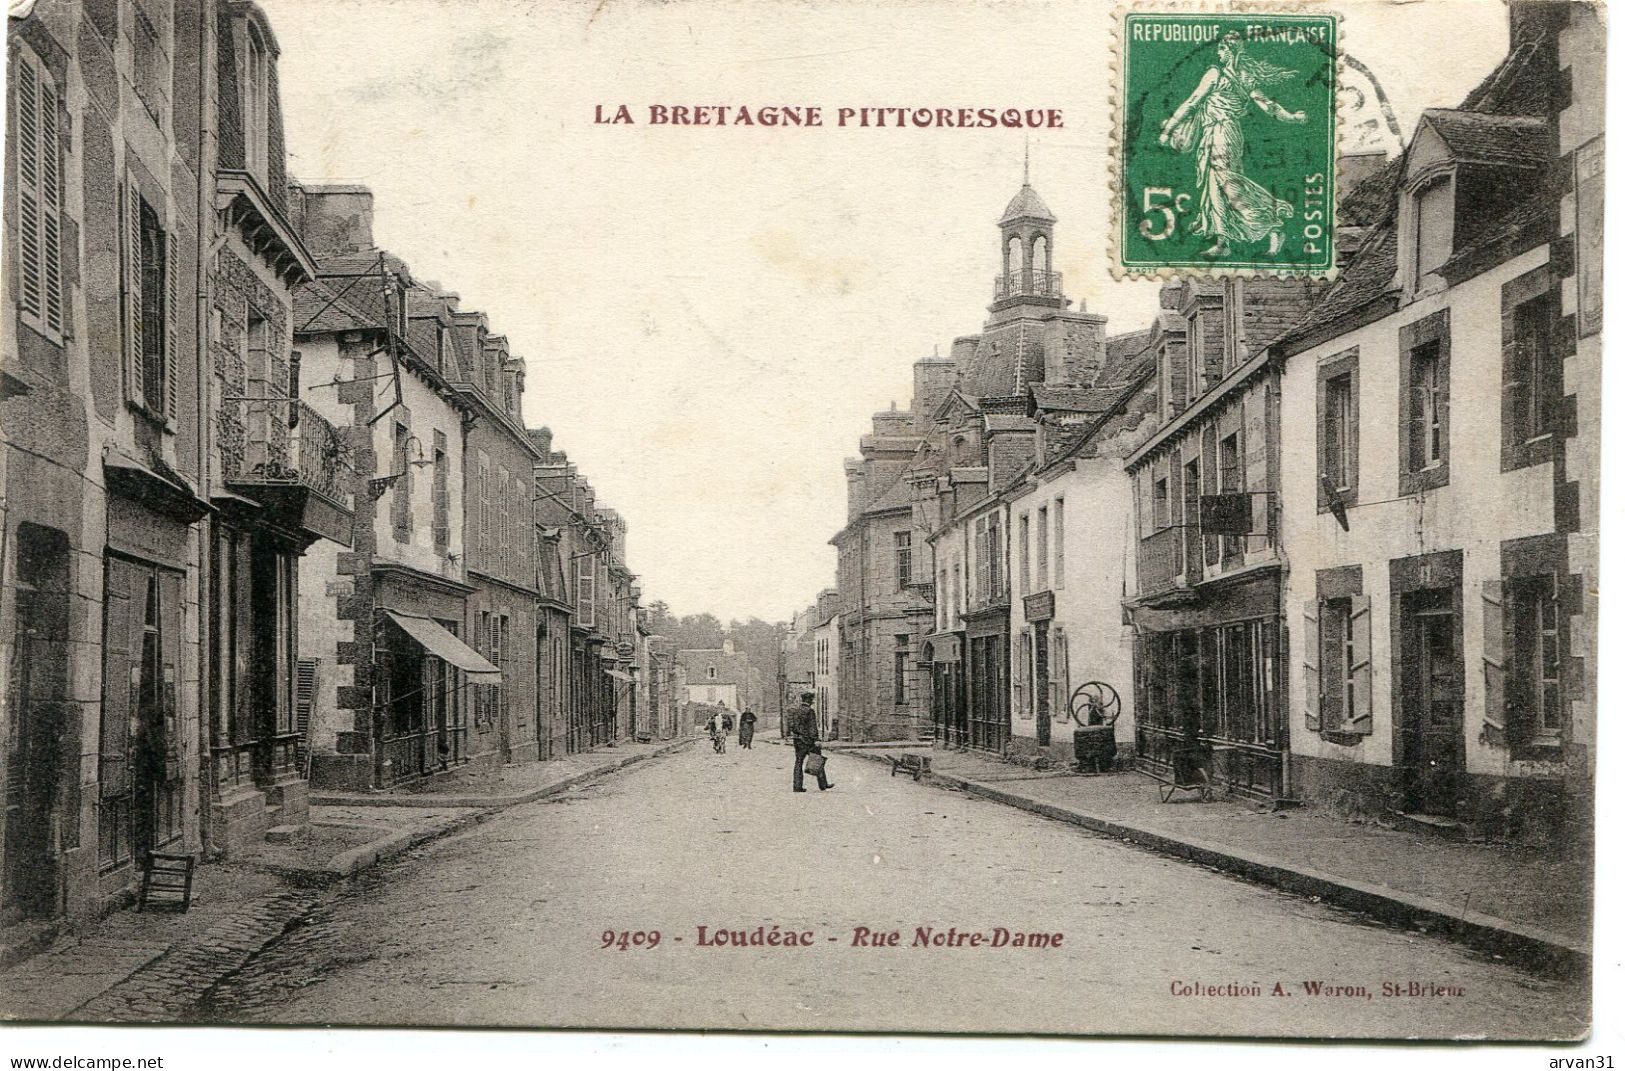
[[1030, 385, 1122, 414], [1274, 228, 1399, 351], [1340, 156, 1404, 228], [863, 470, 915, 514], [999, 183, 1056, 223], [1421, 110, 1548, 167]]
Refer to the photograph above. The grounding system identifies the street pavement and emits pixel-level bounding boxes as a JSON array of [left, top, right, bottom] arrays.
[[204, 736, 1588, 1038]]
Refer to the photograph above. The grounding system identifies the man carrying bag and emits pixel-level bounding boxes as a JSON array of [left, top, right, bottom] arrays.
[[789, 692, 832, 793]]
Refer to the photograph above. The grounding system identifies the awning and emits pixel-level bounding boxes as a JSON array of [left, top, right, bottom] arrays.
[[605, 669, 635, 682], [384, 611, 501, 680]]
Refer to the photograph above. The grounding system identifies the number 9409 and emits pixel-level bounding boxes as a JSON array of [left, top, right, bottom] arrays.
[[601, 929, 661, 950]]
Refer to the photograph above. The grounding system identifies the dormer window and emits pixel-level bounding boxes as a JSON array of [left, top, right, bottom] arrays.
[[1412, 174, 1454, 289], [436, 326, 450, 374], [243, 21, 270, 181]]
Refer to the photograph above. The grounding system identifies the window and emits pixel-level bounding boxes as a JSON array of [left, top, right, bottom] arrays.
[[132, 4, 169, 128], [1019, 513, 1031, 595], [1413, 175, 1454, 287], [1186, 313, 1205, 401], [1322, 369, 1356, 493], [432, 438, 450, 554], [893, 635, 909, 705], [1052, 499, 1065, 589], [708, 666, 717, 680], [1504, 286, 1559, 467], [1416, 343, 1443, 467], [1400, 313, 1450, 493], [951, 562, 962, 621], [1304, 594, 1371, 735], [1036, 506, 1049, 590], [894, 531, 912, 588], [242, 22, 269, 175], [938, 565, 948, 629], [987, 514, 1002, 599], [577, 556, 596, 628], [1510, 574, 1563, 743], [123, 181, 176, 421], [1151, 478, 1169, 531], [392, 424, 412, 542], [1219, 433, 1243, 563], [13, 49, 64, 343]]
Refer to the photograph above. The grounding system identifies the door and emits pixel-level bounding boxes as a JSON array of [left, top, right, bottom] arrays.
[[1034, 624, 1051, 747], [1400, 593, 1464, 816], [130, 571, 182, 864]]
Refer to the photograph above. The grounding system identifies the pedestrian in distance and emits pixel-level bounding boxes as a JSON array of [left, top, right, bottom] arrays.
[[789, 691, 831, 793], [708, 710, 727, 754], [738, 709, 757, 749]]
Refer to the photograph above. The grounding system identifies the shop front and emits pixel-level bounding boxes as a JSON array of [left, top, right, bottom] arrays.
[[1127, 568, 1285, 802], [923, 632, 965, 746], [963, 606, 1010, 755]]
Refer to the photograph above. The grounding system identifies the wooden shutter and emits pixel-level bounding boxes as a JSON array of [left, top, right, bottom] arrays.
[[100, 560, 143, 798], [1482, 579, 1507, 740], [295, 658, 320, 773], [1302, 600, 1321, 731], [38, 62, 63, 337], [1348, 594, 1373, 734], [123, 176, 146, 408], [17, 57, 43, 322], [164, 230, 179, 423]]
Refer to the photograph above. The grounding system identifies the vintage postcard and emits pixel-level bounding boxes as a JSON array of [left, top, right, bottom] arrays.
[[0, 0, 1608, 1053]]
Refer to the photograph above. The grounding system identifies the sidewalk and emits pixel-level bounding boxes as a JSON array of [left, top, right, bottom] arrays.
[[0, 737, 690, 1022], [833, 743, 1590, 971]]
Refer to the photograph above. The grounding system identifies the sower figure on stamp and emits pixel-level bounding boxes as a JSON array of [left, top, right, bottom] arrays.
[[789, 692, 831, 793], [1159, 31, 1306, 258]]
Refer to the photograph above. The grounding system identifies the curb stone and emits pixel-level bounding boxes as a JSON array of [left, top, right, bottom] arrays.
[[842, 748, 1586, 975], [287, 738, 695, 883]]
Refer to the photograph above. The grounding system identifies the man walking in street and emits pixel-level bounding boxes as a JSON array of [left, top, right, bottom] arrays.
[[789, 691, 831, 793]]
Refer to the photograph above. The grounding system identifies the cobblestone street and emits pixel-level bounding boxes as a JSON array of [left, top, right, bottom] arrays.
[[204, 739, 1586, 1038]]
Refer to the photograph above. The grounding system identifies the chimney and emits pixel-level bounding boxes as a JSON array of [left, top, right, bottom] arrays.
[[911, 353, 955, 425], [1339, 151, 1388, 198], [723, 637, 735, 655], [844, 459, 867, 521], [293, 183, 375, 257], [528, 426, 554, 462], [1045, 312, 1109, 386]]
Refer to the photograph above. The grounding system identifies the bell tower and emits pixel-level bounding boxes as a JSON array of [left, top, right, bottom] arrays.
[[991, 147, 1062, 316]]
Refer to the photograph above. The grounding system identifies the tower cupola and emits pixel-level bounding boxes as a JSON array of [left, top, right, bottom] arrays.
[[993, 150, 1062, 310]]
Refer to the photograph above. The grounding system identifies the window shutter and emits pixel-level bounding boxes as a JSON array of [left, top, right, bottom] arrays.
[[1302, 600, 1321, 731], [164, 230, 179, 423], [295, 658, 320, 773], [123, 177, 146, 408], [1348, 594, 1373, 734], [38, 65, 64, 338], [1482, 579, 1507, 742], [17, 57, 43, 323]]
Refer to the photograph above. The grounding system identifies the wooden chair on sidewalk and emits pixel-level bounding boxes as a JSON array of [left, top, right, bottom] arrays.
[[137, 851, 196, 913]]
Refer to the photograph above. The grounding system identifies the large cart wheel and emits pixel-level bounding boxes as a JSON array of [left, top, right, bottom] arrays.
[[1068, 681, 1121, 727]]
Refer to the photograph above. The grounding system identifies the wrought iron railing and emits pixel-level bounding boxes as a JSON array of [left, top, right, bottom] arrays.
[[993, 270, 1063, 300], [227, 398, 354, 511]]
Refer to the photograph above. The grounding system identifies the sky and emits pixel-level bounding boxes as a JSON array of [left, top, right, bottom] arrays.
[[262, 0, 1509, 624]]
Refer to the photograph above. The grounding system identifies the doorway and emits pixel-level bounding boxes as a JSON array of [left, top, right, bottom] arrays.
[[1398, 589, 1464, 817], [4, 525, 70, 922]]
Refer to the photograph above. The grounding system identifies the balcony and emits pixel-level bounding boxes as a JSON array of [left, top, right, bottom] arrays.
[[222, 400, 356, 548], [993, 270, 1063, 301], [1136, 526, 1197, 602]]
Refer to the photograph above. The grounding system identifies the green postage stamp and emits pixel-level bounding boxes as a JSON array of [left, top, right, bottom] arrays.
[[1115, 10, 1338, 276]]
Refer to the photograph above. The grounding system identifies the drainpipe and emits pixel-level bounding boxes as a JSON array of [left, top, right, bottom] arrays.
[[195, 0, 219, 858]]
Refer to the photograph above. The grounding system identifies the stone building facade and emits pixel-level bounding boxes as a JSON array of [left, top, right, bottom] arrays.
[[1273, 1, 1601, 840]]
